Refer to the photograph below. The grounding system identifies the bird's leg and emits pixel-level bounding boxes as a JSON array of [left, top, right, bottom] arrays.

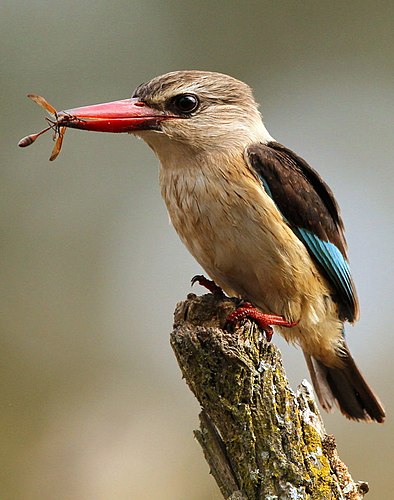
[[191, 274, 225, 296], [227, 302, 298, 342]]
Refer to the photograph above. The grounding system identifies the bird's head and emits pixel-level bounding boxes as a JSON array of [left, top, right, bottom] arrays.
[[60, 71, 273, 160]]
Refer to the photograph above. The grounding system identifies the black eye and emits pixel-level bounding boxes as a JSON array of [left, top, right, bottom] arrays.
[[172, 94, 199, 114]]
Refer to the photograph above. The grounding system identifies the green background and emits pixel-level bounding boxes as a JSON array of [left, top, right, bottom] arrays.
[[1, 1, 393, 498]]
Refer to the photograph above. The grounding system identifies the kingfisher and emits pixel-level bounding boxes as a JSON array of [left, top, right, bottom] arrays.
[[39, 70, 385, 422]]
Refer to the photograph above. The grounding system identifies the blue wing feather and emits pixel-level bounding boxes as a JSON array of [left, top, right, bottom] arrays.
[[292, 227, 355, 309], [260, 176, 354, 304], [247, 141, 359, 321], [258, 170, 354, 300]]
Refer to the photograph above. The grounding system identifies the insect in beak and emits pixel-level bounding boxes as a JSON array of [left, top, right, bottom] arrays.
[[19, 92, 176, 161], [18, 94, 83, 161]]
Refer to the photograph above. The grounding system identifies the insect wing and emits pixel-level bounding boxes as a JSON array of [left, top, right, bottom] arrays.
[[49, 127, 66, 161], [28, 94, 57, 117]]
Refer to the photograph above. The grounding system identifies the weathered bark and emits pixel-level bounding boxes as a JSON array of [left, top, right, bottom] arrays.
[[170, 293, 369, 500]]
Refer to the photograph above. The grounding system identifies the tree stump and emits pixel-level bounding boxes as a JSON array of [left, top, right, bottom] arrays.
[[170, 293, 369, 500]]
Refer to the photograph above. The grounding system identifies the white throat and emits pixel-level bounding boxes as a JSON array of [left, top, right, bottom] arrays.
[[136, 119, 274, 172]]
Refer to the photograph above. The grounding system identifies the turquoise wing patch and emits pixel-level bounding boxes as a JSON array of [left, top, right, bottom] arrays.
[[293, 227, 355, 310]]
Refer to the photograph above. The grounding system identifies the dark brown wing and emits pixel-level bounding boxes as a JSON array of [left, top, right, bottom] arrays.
[[247, 141, 359, 322]]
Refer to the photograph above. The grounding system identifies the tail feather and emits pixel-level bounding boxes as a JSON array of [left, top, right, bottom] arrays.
[[304, 343, 385, 423]]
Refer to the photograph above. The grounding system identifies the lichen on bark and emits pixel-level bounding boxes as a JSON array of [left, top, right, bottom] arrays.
[[170, 293, 368, 500]]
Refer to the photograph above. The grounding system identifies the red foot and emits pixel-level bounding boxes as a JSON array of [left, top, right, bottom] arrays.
[[226, 302, 298, 341], [191, 275, 224, 296]]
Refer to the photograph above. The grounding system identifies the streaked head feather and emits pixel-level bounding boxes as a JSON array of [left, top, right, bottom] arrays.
[[132, 70, 273, 156]]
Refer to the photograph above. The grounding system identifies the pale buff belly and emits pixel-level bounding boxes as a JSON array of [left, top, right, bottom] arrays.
[[160, 167, 344, 364]]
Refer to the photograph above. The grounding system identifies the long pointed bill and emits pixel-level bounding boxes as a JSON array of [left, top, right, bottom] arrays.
[[58, 98, 174, 133], [19, 94, 173, 161]]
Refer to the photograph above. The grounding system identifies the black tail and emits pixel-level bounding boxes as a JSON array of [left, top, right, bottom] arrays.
[[304, 342, 385, 423]]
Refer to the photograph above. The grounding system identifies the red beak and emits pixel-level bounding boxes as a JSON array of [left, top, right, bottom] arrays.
[[58, 97, 173, 133]]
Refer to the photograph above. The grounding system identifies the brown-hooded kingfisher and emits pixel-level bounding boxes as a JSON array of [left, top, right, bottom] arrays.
[[44, 70, 385, 422]]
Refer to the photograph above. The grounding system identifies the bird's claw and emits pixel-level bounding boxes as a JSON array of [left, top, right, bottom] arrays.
[[191, 274, 225, 296], [226, 302, 298, 342]]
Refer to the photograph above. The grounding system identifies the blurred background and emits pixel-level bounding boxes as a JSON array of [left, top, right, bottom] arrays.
[[1, 1, 393, 498]]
